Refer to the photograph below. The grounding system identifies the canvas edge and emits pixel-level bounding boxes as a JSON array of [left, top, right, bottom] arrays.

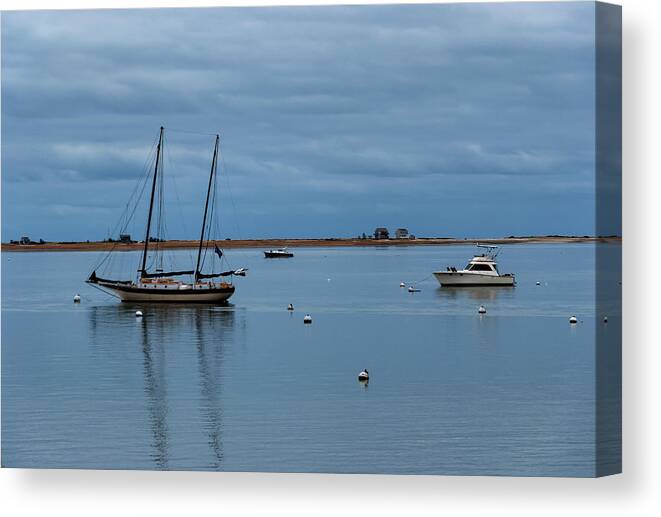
[[594, 0, 622, 478]]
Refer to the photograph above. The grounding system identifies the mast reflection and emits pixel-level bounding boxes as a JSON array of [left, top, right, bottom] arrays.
[[140, 312, 170, 469], [193, 307, 235, 469], [87, 303, 238, 470]]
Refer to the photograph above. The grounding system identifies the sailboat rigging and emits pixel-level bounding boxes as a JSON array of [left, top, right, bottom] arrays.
[[87, 126, 245, 302]]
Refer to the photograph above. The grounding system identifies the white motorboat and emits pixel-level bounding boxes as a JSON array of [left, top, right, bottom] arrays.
[[433, 244, 515, 287], [264, 247, 294, 258]]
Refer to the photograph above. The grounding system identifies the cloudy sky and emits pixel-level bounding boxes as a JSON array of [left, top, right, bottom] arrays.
[[2, 2, 602, 241]]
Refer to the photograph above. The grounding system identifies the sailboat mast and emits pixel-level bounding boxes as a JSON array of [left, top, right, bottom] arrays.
[[195, 134, 220, 282], [140, 126, 164, 278]]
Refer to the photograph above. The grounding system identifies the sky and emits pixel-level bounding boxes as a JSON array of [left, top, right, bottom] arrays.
[[1, 2, 613, 241]]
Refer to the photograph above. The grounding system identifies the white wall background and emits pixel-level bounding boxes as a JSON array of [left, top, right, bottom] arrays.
[[0, 1, 658, 515]]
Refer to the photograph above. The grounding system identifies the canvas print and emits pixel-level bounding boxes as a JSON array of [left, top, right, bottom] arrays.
[[1, 2, 621, 477]]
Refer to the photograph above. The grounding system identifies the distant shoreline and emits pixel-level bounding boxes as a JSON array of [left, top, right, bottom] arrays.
[[1, 236, 621, 253]]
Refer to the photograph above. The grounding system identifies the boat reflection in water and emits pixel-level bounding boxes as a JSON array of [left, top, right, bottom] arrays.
[[139, 311, 170, 469], [435, 285, 515, 302], [87, 303, 238, 470]]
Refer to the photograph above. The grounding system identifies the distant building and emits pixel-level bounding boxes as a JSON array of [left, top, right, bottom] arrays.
[[374, 227, 389, 240], [119, 234, 133, 243], [19, 236, 31, 245], [395, 228, 409, 239]]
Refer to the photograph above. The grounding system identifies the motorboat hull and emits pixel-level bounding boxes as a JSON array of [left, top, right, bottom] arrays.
[[433, 272, 515, 286], [264, 251, 294, 258], [95, 282, 235, 303]]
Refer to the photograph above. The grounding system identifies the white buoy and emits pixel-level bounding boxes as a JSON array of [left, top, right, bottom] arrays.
[[478, 305, 487, 314], [287, 303, 294, 311], [135, 310, 143, 318], [73, 294, 81, 303], [303, 314, 312, 324], [603, 316, 608, 323], [569, 316, 577, 324], [358, 369, 369, 381], [536, 281, 541, 286], [400, 282, 406, 288]]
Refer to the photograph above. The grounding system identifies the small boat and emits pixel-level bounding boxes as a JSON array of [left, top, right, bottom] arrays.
[[87, 127, 245, 303], [433, 244, 515, 287], [408, 286, 421, 293], [358, 369, 369, 381], [264, 248, 294, 258]]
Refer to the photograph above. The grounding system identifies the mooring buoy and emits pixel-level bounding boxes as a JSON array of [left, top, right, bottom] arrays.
[[358, 369, 369, 381], [73, 294, 81, 303], [569, 316, 577, 324], [135, 310, 143, 318], [478, 305, 487, 314], [303, 314, 312, 324]]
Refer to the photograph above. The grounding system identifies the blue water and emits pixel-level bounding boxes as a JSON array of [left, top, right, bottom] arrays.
[[1, 243, 620, 475]]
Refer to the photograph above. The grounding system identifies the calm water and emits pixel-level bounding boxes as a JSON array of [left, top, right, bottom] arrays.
[[1, 244, 620, 475]]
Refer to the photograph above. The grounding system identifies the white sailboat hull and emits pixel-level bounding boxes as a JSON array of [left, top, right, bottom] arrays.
[[116, 290, 234, 303], [433, 271, 515, 286], [96, 283, 235, 303]]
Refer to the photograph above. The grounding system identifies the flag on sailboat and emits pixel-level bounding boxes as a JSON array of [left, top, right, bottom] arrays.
[[214, 245, 223, 259]]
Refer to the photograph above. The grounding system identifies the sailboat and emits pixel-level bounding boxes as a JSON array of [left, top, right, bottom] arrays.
[[87, 127, 245, 303]]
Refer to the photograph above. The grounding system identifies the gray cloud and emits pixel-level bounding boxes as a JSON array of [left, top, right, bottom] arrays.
[[2, 3, 599, 240]]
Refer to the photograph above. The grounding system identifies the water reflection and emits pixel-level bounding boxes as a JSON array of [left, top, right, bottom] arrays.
[[193, 308, 235, 470], [139, 314, 169, 469], [435, 286, 515, 301], [87, 303, 237, 470]]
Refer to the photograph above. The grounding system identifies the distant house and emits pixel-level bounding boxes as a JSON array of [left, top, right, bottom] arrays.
[[395, 228, 409, 239], [19, 236, 31, 245], [374, 227, 389, 240], [119, 234, 133, 243]]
